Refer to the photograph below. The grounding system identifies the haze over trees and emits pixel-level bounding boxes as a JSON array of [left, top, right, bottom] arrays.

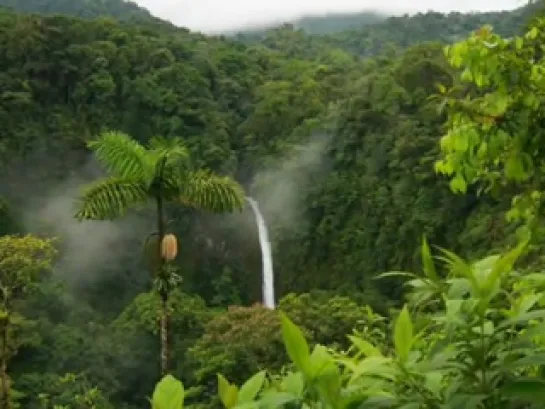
[[0, 0, 544, 408]]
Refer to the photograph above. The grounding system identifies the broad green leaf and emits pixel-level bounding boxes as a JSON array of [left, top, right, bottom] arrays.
[[237, 371, 266, 404], [259, 391, 298, 408], [280, 312, 311, 374], [394, 305, 413, 363], [349, 356, 394, 383], [282, 372, 304, 396], [421, 236, 438, 281], [471, 321, 494, 336], [498, 309, 545, 329], [217, 374, 238, 409], [503, 379, 545, 403], [445, 299, 463, 321], [504, 354, 545, 369], [309, 345, 336, 378], [482, 240, 527, 296], [436, 248, 477, 289], [348, 336, 383, 357], [517, 293, 541, 314], [152, 375, 184, 409]]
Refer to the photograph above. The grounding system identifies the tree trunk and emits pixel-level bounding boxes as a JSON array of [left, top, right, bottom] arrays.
[[0, 318, 10, 409], [160, 295, 168, 377], [156, 194, 169, 376]]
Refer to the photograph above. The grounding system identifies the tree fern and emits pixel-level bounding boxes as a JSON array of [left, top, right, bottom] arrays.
[[76, 131, 245, 220], [74, 130, 246, 374]]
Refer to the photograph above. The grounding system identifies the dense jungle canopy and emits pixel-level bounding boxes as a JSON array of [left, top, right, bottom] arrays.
[[0, 0, 545, 408]]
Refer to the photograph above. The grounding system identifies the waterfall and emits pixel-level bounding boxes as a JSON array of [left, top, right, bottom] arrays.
[[246, 197, 275, 309]]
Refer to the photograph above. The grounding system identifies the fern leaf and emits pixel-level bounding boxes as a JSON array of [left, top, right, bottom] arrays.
[[148, 136, 189, 168], [74, 177, 148, 220], [88, 131, 149, 179], [178, 170, 245, 213]]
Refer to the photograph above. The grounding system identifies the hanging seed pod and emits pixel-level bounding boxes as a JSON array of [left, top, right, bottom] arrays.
[[161, 233, 178, 261]]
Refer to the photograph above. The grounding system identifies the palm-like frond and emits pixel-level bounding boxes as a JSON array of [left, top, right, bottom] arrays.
[[148, 136, 190, 169], [88, 131, 150, 179], [178, 170, 245, 213], [74, 177, 149, 220]]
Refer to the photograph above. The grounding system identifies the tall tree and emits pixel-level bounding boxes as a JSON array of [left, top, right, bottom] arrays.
[[74, 131, 245, 375], [0, 234, 57, 409]]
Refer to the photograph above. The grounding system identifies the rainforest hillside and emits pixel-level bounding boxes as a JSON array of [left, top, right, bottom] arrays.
[[0, 1, 544, 409], [234, 3, 542, 56], [0, 0, 155, 22]]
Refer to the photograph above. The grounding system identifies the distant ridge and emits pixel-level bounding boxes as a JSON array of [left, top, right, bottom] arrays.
[[221, 10, 389, 36], [227, 1, 541, 38], [0, 0, 542, 42], [0, 0, 164, 24]]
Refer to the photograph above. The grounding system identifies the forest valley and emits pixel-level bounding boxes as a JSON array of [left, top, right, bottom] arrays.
[[1, 0, 545, 408]]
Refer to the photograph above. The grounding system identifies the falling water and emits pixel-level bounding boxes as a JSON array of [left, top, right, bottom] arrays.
[[246, 197, 275, 309]]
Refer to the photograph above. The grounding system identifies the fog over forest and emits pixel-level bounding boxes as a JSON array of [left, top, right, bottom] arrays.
[[134, 0, 524, 31]]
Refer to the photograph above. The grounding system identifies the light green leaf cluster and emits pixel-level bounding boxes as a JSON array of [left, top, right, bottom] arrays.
[[436, 18, 545, 229]]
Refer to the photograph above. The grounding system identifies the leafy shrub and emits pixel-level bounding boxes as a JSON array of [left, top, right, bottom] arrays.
[[153, 239, 545, 409]]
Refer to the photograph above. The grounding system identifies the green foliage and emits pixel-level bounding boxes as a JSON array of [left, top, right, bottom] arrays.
[[0, 3, 543, 409], [278, 291, 388, 348], [436, 17, 545, 238], [35, 373, 113, 409], [185, 292, 388, 409], [152, 375, 184, 409], [280, 312, 310, 375], [209, 240, 545, 409], [0, 0, 162, 25], [236, 3, 540, 57], [186, 304, 284, 405], [393, 305, 413, 363], [0, 1, 531, 309], [0, 235, 57, 408], [0, 234, 57, 305]]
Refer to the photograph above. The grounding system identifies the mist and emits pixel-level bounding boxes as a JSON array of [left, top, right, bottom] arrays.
[[249, 134, 332, 235], [189, 134, 331, 270], [16, 159, 152, 287], [134, 0, 523, 33]]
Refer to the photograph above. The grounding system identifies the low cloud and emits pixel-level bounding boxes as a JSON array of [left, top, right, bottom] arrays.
[[134, 0, 522, 33]]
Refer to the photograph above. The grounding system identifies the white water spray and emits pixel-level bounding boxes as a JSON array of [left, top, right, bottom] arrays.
[[246, 197, 275, 309]]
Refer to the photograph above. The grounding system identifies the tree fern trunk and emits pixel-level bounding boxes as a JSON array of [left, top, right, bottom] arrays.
[[160, 297, 168, 376], [156, 193, 169, 376]]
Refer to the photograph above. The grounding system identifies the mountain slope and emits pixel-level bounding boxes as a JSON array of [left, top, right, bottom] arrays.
[[323, 3, 542, 55], [0, 0, 163, 24], [233, 2, 543, 56]]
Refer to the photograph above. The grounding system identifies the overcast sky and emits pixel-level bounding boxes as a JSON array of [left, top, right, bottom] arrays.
[[133, 0, 525, 33]]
